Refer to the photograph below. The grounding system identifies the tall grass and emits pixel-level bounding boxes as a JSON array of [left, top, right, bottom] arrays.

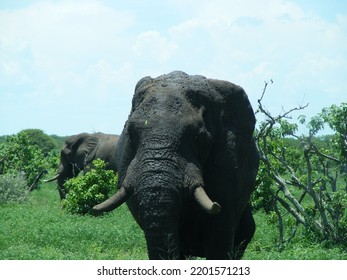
[[1, 184, 346, 260]]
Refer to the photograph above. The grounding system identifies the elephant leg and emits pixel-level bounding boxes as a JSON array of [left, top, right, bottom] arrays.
[[57, 176, 68, 199], [233, 205, 255, 259], [57, 171, 77, 200], [205, 205, 255, 260], [56, 166, 82, 200], [205, 215, 235, 260], [205, 235, 233, 259]]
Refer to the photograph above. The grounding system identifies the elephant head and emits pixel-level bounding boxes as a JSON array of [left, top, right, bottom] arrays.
[[94, 71, 259, 259], [45, 133, 118, 199]]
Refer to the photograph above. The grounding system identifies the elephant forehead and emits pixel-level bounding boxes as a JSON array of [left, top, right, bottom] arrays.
[[135, 90, 195, 118]]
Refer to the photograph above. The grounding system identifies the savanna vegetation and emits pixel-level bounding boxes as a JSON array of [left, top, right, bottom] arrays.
[[0, 93, 346, 259]]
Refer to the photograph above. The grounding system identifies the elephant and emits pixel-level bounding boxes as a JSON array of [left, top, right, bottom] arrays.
[[45, 132, 119, 199], [93, 71, 259, 260]]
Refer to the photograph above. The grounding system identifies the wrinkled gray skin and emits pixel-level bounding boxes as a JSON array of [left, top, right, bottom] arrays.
[[46, 133, 119, 199], [94, 71, 259, 259]]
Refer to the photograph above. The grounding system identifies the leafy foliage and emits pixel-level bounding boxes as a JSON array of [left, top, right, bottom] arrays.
[[62, 159, 117, 215], [320, 103, 347, 160], [45, 148, 60, 172], [0, 131, 47, 189], [254, 81, 347, 246], [48, 134, 67, 150], [21, 129, 56, 156]]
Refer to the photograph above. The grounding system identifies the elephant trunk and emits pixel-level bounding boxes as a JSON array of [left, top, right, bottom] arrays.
[[137, 183, 221, 259], [145, 229, 181, 259]]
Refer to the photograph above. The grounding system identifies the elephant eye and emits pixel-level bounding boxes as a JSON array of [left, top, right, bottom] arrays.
[[196, 127, 211, 146], [191, 126, 212, 162], [127, 121, 138, 143]]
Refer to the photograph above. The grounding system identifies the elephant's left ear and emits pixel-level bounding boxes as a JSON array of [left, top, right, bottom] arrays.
[[208, 79, 256, 136], [81, 135, 99, 162]]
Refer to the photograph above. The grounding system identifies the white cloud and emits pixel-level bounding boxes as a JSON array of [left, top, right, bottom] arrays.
[[2, 60, 19, 76], [0, 0, 134, 76], [0, 0, 346, 135], [0, 0, 137, 135], [168, 0, 347, 105], [133, 31, 177, 63], [86, 59, 134, 100]]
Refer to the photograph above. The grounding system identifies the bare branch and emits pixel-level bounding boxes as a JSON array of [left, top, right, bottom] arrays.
[[255, 80, 345, 243], [311, 144, 341, 163], [274, 195, 306, 226]]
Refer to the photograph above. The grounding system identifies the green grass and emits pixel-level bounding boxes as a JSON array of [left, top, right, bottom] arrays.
[[0, 184, 147, 260], [1, 184, 346, 260], [244, 211, 347, 260]]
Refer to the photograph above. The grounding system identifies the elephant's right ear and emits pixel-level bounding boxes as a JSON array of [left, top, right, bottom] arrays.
[[131, 76, 154, 112], [79, 135, 99, 162]]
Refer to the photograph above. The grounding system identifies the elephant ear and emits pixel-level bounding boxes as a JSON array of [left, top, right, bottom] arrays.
[[131, 76, 154, 112], [204, 79, 257, 203], [208, 78, 256, 176], [74, 134, 100, 163], [208, 79, 256, 137]]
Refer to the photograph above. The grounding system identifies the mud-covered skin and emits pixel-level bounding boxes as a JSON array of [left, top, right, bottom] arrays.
[[95, 71, 259, 259]]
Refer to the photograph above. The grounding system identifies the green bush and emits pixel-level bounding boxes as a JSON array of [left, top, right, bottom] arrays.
[[0, 173, 29, 204], [0, 131, 47, 188], [21, 129, 56, 156], [62, 159, 117, 215]]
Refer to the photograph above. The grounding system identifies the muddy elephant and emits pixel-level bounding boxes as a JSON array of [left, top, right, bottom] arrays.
[[94, 71, 259, 259], [45, 133, 119, 199]]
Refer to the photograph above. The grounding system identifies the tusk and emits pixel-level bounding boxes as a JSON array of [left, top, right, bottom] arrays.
[[194, 186, 221, 215], [43, 174, 60, 183], [93, 186, 131, 213], [94, 159, 135, 213], [93, 157, 139, 213]]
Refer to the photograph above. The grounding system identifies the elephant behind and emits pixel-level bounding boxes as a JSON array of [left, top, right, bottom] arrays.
[[94, 71, 259, 259], [46, 132, 119, 199]]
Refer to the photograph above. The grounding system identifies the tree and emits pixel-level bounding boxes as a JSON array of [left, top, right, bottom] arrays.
[[0, 131, 48, 190], [254, 81, 347, 247], [320, 103, 347, 182], [21, 129, 56, 156]]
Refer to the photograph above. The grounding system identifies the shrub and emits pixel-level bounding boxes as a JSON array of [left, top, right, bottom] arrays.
[[0, 173, 29, 204], [62, 159, 117, 215], [0, 131, 47, 188]]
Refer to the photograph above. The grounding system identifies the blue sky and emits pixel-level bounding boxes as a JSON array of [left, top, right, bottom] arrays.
[[1, 0, 346, 136]]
